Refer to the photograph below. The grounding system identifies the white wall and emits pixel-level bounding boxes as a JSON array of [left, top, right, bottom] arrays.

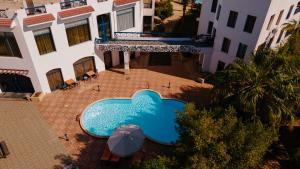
[[0, 0, 144, 93], [199, 0, 300, 73]]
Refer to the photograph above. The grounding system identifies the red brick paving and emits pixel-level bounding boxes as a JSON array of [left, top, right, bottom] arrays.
[[35, 68, 213, 169]]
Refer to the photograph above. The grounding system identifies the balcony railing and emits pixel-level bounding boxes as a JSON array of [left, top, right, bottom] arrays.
[[0, 10, 8, 18], [114, 32, 193, 39], [25, 6, 47, 16], [60, 0, 87, 10]]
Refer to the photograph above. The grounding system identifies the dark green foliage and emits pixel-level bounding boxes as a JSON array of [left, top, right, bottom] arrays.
[[155, 0, 173, 20], [131, 156, 177, 169], [214, 51, 300, 126], [175, 104, 278, 169]]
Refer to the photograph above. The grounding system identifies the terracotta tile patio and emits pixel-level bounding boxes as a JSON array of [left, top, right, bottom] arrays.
[[35, 67, 213, 169]]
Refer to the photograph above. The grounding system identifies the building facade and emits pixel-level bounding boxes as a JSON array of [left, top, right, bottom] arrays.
[[0, 0, 155, 93], [198, 0, 300, 72]]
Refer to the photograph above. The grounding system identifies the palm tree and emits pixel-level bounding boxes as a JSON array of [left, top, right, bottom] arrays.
[[282, 19, 300, 34], [214, 51, 300, 126]]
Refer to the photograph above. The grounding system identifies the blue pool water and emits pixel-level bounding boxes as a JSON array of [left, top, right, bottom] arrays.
[[81, 90, 185, 144]]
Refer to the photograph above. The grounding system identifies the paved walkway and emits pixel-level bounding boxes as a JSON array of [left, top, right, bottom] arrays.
[[0, 101, 69, 169]]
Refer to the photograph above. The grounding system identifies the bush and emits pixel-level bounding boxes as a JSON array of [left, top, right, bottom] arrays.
[[131, 156, 177, 169], [155, 0, 173, 20]]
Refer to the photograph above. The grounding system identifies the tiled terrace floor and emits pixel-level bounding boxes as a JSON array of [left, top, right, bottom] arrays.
[[35, 67, 213, 169]]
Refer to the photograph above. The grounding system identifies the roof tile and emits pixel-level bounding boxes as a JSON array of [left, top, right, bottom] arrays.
[[24, 14, 55, 26], [114, 0, 139, 6], [58, 6, 94, 19]]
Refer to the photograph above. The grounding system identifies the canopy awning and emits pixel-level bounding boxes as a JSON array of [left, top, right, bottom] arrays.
[[0, 68, 29, 76]]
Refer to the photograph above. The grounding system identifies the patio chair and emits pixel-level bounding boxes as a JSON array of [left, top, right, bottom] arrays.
[[0, 141, 10, 158], [100, 145, 111, 161], [110, 154, 120, 162]]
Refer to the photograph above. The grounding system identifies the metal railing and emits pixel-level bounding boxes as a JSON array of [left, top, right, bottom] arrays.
[[25, 6, 47, 16], [60, 0, 87, 10], [0, 10, 8, 18], [114, 32, 193, 39]]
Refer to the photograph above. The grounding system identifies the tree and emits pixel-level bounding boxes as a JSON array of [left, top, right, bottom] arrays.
[[155, 0, 173, 21], [214, 51, 300, 126], [282, 19, 300, 35], [131, 156, 177, 169], [175, 104, 278, 169]]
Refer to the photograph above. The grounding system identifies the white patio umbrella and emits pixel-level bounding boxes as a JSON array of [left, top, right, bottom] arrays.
[[107, 124, 145, 157]]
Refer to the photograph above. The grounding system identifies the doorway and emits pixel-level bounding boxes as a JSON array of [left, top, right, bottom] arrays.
[[97, 14, 111, 42], [46, 69, 64, 91], [73, 57, 96, 80], [119, 51, 124, 65], [104, 51, 113, 69]]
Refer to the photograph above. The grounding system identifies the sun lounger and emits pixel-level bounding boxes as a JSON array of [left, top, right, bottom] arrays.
[[100, 145, 111, 161], [0, 141, 10, 158]]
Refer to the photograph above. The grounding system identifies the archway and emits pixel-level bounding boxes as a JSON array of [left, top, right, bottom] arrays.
[[46, 68, 64, 91], [73, 57, 96, 80], [0, 74, 34, 93]]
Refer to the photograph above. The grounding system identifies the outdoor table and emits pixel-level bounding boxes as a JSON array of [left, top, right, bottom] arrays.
[[86, 71, 96, 78], [65, 79, 76, 88]]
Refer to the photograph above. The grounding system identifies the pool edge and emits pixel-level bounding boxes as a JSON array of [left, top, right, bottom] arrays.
[[79, 89, 185, 145]]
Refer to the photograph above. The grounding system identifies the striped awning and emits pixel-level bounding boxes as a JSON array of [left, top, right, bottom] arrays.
[[0, 68, 29, 75]]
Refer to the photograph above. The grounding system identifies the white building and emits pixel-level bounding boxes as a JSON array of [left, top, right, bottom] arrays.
[[198, 0, 300, 72], [0, 0, 156, 93]]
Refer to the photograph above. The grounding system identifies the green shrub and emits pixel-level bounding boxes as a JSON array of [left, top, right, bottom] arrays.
[[155, 0, 173, 20]]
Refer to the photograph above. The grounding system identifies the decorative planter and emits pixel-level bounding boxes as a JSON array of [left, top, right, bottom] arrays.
[[29, 92, 44, 102]]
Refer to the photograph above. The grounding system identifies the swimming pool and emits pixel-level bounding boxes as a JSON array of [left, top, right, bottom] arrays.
[[80, 90, 185, 145]]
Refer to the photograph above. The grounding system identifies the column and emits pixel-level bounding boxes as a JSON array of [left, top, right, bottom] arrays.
[[124, 51, 130, 73]]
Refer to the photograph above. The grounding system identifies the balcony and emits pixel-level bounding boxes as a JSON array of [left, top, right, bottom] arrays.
[[95, 32, 214, 53], [25, 6, 47, 16], [0, 10, 8, 18], [60, 0, 87, 10]]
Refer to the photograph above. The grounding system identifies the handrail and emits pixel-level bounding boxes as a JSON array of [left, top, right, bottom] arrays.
[[60, 0, 87, 10], [114, 32, 194, 38], [25, 5, 47, 16]]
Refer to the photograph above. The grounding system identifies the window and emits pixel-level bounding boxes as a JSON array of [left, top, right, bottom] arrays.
[[207, 21, 214, 34], [236, 43, 248, 59], [144, 0, 152, 8], [65, 19, 91, 46], [216, 5, 221, 20], [276, 10, 284, 25], [117, 8, 135, 31], [33, 28, 56, 55], [266, 14, 275, 30], [0, 32, 22, 58], [243, 15, 256, 33], [227, 11, 238, 28], [217, 61, 226, 71], [276, 30, 284, 43], [294, 2, 300, 14], [211, 0, 218, 13], [286, 5, 294, 19], [221, 37, 231, 53]]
